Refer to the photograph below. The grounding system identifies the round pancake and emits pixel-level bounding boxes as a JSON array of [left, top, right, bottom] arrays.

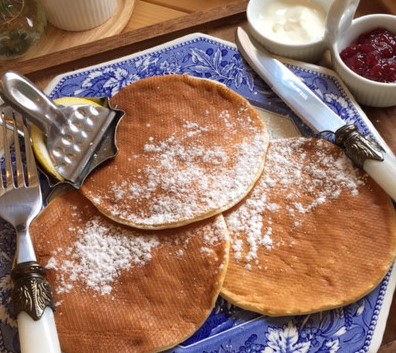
[[31, 190, 229, 353], [221, 137, 396, 316], [80, 74, 269, 230]]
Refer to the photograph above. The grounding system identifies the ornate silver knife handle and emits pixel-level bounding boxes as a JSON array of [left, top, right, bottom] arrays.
[[335, 124, 384, 168], [335, 124, 396, 200]]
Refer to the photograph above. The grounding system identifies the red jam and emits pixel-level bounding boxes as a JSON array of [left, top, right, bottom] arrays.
[[340, 27, 396, 83]]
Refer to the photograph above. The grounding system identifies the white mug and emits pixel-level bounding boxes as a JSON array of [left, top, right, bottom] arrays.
[[39, 0, 117, 31]]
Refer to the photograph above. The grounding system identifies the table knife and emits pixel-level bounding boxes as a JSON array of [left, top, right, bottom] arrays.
[[236, 27, 396, 202]]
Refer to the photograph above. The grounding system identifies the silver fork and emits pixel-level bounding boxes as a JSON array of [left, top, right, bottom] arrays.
[[0, 112, 61, 353]]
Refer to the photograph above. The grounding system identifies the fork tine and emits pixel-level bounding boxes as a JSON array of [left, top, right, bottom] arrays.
[[12, 113, 25, 188], [20, 116, 39, 187], [1, 111, 13, 189]]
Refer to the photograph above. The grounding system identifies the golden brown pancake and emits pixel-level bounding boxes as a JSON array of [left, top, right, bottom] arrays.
[[31, 190, 229, 353], [80, 74, 269, 230], [222, 137, 396, 316]]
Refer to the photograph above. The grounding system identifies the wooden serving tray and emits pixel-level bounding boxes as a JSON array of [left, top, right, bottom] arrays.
[[0, 1, 249, 83]]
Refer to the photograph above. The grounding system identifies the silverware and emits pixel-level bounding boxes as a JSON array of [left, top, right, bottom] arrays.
[[0, 71, 124, 188], [0, 112, 61, 353], [236, 26, 396, 201]]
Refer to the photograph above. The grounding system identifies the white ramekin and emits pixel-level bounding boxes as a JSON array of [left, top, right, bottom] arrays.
[[331, 14, 396, 108], [247, 0, 332, 63], [39, 0, 117, 31]]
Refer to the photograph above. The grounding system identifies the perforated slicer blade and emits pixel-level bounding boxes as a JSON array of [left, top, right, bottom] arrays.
[[0, 71, 125, 188]]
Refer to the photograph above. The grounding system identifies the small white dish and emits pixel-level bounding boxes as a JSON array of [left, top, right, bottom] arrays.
[[246, 0, 332, 63], [330, 14, 396, 107], [39, 0, 117, 31]]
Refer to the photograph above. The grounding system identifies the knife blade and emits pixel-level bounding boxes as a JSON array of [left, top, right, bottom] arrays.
[[236, 26, 396, 202]]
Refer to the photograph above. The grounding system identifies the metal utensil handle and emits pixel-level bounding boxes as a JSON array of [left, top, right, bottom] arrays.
[[12, 262, 61, 353], [0, 71, 67, 136]]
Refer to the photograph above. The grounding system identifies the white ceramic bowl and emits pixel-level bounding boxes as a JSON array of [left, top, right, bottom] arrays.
[[331, 14, 396, 108], [247, 0, 331, 63], [39, 0, 117, 31]]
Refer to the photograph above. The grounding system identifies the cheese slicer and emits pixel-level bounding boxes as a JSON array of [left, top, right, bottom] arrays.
[[0, 71, 124, 188]]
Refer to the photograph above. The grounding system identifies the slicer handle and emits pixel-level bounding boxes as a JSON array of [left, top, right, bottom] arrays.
[[363, 151, 396, 202], [0, 71, 67, 135], [18, 308, 62, 353]]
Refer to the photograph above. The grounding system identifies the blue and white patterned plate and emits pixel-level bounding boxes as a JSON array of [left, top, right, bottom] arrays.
[[0, 33, 395, 353]]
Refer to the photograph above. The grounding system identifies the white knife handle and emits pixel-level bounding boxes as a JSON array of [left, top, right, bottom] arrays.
[[363, 152, 396, 202], [18, 308, 62, 353]]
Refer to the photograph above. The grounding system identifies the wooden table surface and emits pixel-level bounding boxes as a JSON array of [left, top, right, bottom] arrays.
[[0, 1, 395, 352]]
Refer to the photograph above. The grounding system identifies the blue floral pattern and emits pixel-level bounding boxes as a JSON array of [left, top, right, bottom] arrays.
[[1, 34, 394, 353], [47, 35, 385, 149]]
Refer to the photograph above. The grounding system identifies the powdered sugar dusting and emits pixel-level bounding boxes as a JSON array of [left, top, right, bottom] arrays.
[[90, 109, 268, 228], [47, 216, 161, 296], [225, 138, 366, 268], [46, 211, 229, 297]]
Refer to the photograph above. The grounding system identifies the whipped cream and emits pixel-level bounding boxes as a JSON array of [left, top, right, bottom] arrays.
[[257, 0, 326, 45]]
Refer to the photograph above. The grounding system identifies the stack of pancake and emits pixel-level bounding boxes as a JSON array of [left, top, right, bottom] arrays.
[[30, 74, 396, 353]]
